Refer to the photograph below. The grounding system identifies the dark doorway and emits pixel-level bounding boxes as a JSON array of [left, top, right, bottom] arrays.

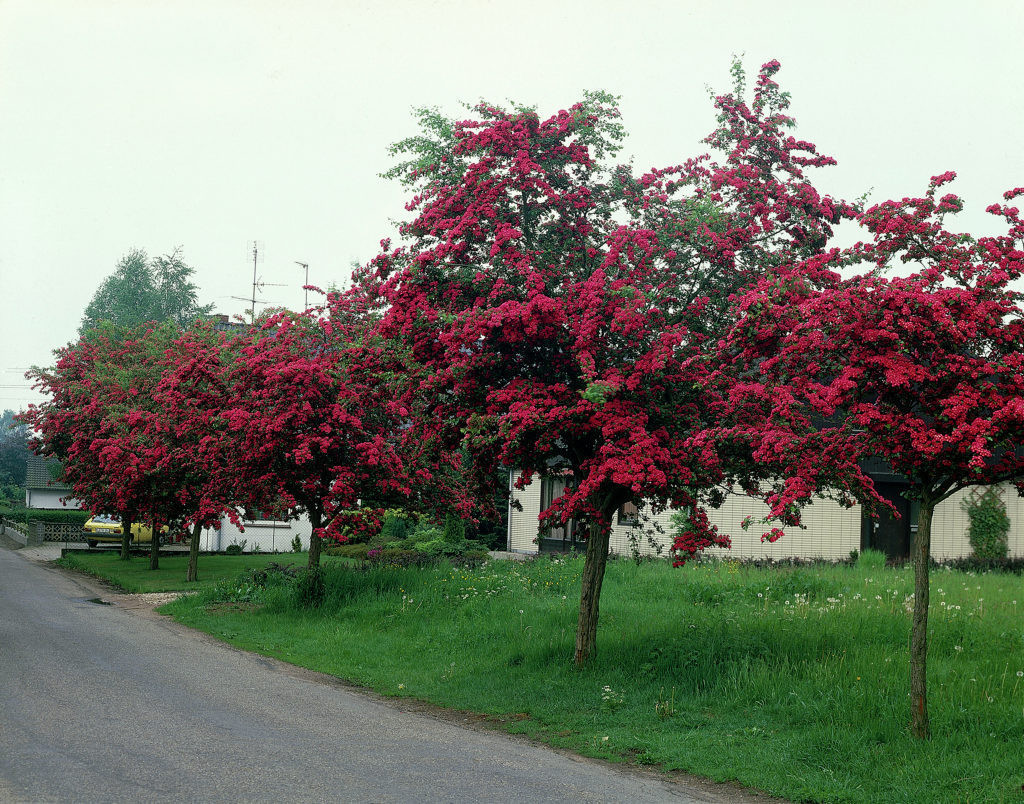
[[861, 482, 912, 560], [537, 476, 581, 553]]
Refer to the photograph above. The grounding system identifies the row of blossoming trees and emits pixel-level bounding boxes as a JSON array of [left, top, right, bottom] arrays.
[[23, 61, 1024, 738]]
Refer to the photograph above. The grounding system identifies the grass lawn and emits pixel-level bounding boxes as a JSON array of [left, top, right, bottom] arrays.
[[92, 550, 1023, 802], [55, 550, 314, 593]]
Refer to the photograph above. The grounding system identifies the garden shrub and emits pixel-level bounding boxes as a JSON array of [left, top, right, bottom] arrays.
[[367, 548, 434, 568], [442, 512, 466, 544], [857, 548, 888, 571], [377, 510, 412, 546], [943, 555, 1024, 574], [324, 543, 370, 560], [961, 487, 1010, 561], [12, 509, 90, 527]]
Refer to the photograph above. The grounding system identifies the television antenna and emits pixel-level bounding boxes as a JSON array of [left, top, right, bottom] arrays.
[[245, 241, 286, 322], [295, 261, 309, 310]]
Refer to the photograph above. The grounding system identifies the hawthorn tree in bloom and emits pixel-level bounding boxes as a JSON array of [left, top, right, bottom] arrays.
[[370, 61, 851, 665], [22, 323, 174, 563], [726, 175, 1024, 738], [151, 323, 242, 582], [223, 291, 419, 569]]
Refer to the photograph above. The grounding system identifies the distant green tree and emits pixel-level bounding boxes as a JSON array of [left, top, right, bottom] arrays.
[[0, 409, 30, 500], [79, 248, 213, 336]]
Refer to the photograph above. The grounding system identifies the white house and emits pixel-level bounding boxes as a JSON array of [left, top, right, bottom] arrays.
[[24, 454, 82, 511], [196, 510, 314, 553], [507, 471, 1024, 562]]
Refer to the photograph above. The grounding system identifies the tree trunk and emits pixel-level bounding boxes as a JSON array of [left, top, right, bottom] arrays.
[[307, 509, 322, 569], [910, 497, 933, 739], [120, 507, 135, 561], [186, 521, 203, 582], [574, 520, 611, 667], [149, 516, 160, 571]]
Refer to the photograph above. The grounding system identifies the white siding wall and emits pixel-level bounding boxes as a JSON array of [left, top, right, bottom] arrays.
[[198, 513, 313, 553], [25, 489, 82, 510], [931, 486, 1024, 560], [703, 496, 862, 561], [507, 473, 1024, 561], [508, 472, 543, 552]]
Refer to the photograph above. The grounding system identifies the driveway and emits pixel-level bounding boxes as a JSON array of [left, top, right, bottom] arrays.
[[0, 545, 770, 803]]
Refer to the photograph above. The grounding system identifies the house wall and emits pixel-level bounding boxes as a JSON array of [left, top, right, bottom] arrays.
[[198, 512, 313, 553], [508, 472, 1024, 561], [703, 495, 863, 561], [509, 474, 543, 552], [25, 488, 82, 511], [931, 486, 1024, 560]]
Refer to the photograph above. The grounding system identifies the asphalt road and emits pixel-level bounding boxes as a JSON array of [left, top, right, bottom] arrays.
[[0, 546, 756, 803]]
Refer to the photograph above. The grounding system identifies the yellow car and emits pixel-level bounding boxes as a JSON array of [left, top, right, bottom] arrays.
[[83, 515, 168, 549]]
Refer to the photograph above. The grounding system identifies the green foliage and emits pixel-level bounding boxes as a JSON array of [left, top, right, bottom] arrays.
[[857, 548, 888, 571], [0, 410, 29, 496], [377, 509, 413, 546], [291, 534, 302, 553], [8, 508, 90, 527], [294, 566, 325, 608], [580, 381, 616, 407], [324, 543, 370, 559], [79, 248, 213, 336], [961, 487, 1010, 561], [224, 540, 247, 556], [442, 512, 466, 544]]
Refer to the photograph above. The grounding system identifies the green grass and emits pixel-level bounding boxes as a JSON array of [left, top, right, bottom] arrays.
[[55, 550, 312, 592], [139, 554, 1024, 801]]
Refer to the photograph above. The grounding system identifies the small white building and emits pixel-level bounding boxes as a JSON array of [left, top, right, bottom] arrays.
[[24, 454, 82, 511], [196, 510, 314, 554], [507, 472, 1024, 562]]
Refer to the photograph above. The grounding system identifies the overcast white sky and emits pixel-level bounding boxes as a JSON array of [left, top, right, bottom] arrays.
[[2, 0, 1022, 411]]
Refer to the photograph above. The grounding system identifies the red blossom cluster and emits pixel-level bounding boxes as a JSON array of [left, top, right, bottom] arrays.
[[327, 507, 387, 544]]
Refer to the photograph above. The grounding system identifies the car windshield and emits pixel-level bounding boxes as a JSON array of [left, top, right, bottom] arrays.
[[92, 514, 120, 524]]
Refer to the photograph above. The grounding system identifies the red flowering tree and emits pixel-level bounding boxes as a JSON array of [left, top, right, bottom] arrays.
[[369, 61, 851, 665], [222, 292, 419, 569], [23, 323, 177, 564], [151, 323, 245, 581], [727, 175, 1024, 737]]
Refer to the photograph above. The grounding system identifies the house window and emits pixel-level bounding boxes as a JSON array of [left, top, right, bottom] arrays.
[[540, 476, 575, 543], [617, 501, 639, 527], [540, 476, 567, 511], [242, 505, 290, 524]]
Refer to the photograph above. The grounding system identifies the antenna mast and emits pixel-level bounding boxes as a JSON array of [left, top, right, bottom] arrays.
[[249, 240, 265, 324], [295, 261, 309, 310]]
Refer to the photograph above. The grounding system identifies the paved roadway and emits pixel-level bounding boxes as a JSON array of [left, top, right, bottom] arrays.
[[0, 546, 757, 803]]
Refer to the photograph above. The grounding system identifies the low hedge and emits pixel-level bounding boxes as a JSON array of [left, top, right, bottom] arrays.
[[323, 543, 490, 568], [11, 509, 91, 527]]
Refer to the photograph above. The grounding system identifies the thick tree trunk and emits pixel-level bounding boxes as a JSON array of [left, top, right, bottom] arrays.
[[149, 516, 160, 571], [119, 507, 135, 561], [307, 509, 322, 569], [910, 498, 933, 739], [574, 520, 611, 667], [186, 521, 203, 582]]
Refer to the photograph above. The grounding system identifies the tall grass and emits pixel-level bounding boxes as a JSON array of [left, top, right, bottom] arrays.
[[163, 555, 1024, 803]]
